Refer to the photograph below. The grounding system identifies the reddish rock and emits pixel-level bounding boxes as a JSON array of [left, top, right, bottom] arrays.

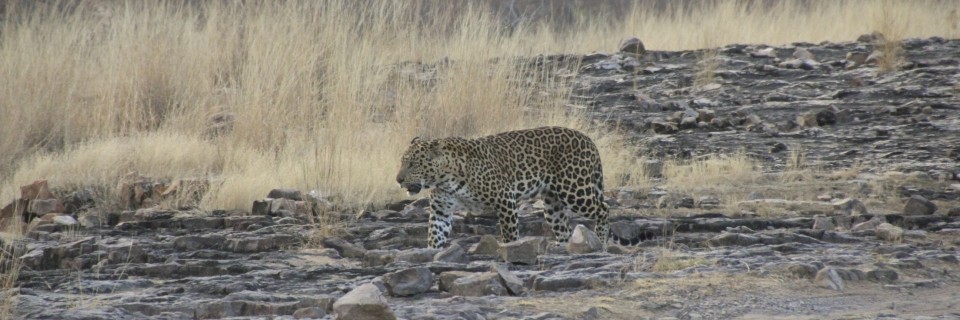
[[21, 179, 55, 200]]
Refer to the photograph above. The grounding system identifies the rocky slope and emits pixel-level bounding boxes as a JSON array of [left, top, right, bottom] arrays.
[[3, 36, 960, 320]]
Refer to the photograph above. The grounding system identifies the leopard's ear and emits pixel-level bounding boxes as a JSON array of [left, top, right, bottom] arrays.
[[410, 137, 421, 144]]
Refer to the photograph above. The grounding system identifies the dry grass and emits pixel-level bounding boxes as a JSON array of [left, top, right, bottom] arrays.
[[0, 0, 957, 213], [694, 48, 721, 88], [874, 0, 908, 73], [659, 152, 762, 208], [0, 231, 24, 319]]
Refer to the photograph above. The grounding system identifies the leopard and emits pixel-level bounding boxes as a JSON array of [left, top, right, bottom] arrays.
[[395, 126, 649, 249]]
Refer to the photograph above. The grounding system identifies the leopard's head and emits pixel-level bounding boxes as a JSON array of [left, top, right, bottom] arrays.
[[396, 137, 459, 196]]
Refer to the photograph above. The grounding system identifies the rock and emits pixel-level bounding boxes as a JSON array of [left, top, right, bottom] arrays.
[[618, 37, 645, 55], [749, 47, 776, 58], [642, 159, 664, 178], [77, 210, 107, 228], [814, 109, 836, 126], [650, 121, 678, 134], [363, 227, 409, 249], [20, 179, 55, 200], [697, 195, 721, 209], [498, 237, 547, 265], [697, 109, 716, 122], [323, 237, 367, 259], [865, 50, 885, 65], [797, 109, 835, 127], [851, 215, 886, 231], [62, 189, 94, 213], [0, 199, 28, 229], [679, 116, 698, 129], [363, 250, 397, 267], [812, 216, 835, 231], [833, 198, 868, 216], [857, 31, 886, 43], [52, 214, 78, 226], [846, 51, 869, 66], [293, 307, 326, 319], [382, 267, 435, 297], [29, 198, 63, 215], [566, 225, 602, 254], [948, 207, 960, 217], [434, 243, 467, 263], [814, 267, 844, 291], [706, 232, 760, 247], [491, 263, 526, 295], [786, 263, 818, 279], [267, 188, 302, 201], [903, 195, 937, 214], [270, 198, 298, 215], [770, 142, 788, 153], [875, 223, 904, 242], [438, 271, 474, 292], [448, 272, 508, 297], [469, 235, 499, 256], [792, 47, 815, 60], [778, 58, 818, 70], [867, 269, 899, 283], [332, 283, 396, 320], [657, 193, 694, 209], [395, 248, 441, 264], [251, 200, 271, 216], [117, 172, 167, 209]]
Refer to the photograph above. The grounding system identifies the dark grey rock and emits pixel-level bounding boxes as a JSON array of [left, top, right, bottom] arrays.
[[382, 267, 435, 297], [323, 237, 367, 259], [395, 248, 441, 264], [363, 250, 397, 267], [867, 269, 899, 283], [491, 263, 526, 295], [438, 271, 474, 292], [707, 233, 760, 247], [267, 188, 303, 201], [434, 243, 467, 263], [618, 37, 645, 55], [904, 195, 937, 215], [498, 237, 547, 265], [448, 272, 508, 296], [469, 235, 499, 256]]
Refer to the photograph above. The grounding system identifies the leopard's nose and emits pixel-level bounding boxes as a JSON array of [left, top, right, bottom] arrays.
[[396, 176, 403, 184]]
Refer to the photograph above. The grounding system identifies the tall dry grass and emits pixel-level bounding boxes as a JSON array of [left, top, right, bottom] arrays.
[[0, 0, 956, 211]]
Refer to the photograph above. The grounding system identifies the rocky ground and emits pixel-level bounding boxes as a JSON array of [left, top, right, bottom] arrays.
[[3, 35, 960, 320]]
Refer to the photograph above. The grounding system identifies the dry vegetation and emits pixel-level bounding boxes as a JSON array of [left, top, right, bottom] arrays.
[[0, 0, 956, 214]]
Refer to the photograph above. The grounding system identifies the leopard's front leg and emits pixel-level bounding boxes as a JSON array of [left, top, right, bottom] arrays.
[[427, 196, 456, 249]]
